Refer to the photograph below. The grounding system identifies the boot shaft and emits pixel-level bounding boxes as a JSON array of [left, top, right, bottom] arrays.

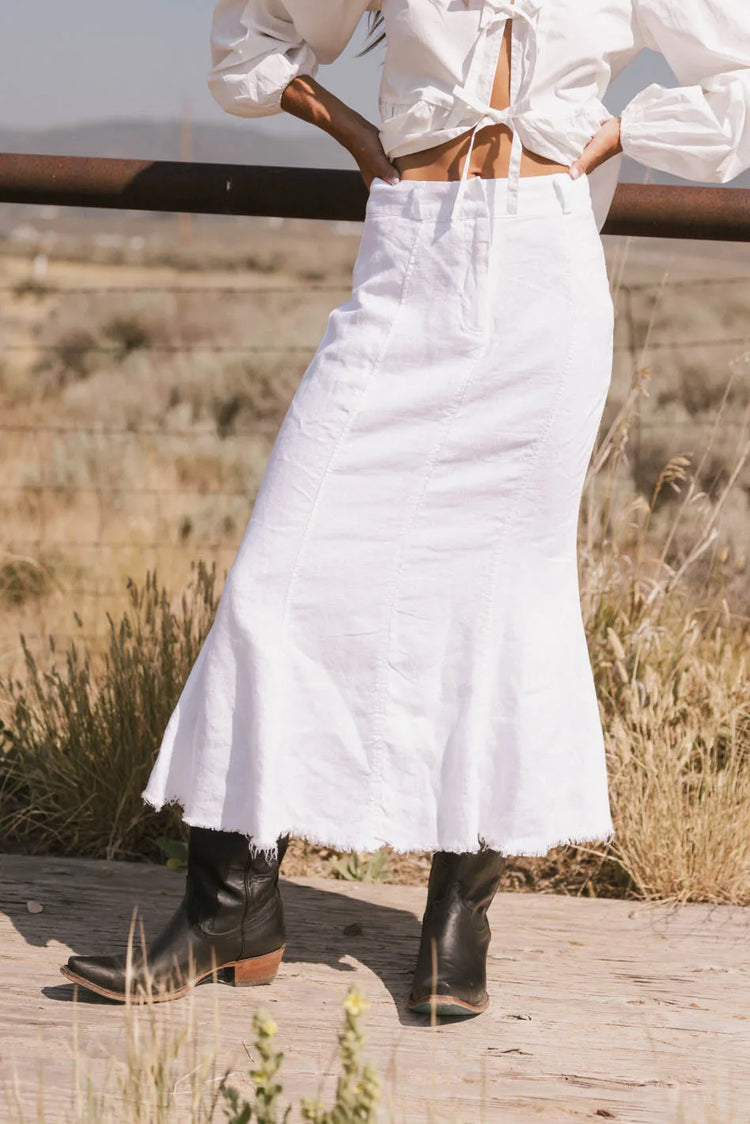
[[425, 847, 507, 919], [185, 829, 289, 932]]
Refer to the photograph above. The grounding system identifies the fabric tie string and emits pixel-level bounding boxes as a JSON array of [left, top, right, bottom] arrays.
[[450, 0, 541, 220]]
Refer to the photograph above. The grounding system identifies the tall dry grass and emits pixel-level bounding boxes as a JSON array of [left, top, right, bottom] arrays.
[[580, 303, 750, 904], [5, 978, 380, 1124]]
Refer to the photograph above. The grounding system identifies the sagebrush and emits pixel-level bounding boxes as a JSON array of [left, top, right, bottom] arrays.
[[0, 562, 218, 860]]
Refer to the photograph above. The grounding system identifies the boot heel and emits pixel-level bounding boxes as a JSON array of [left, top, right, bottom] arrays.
[[231, 946, 285, 987]]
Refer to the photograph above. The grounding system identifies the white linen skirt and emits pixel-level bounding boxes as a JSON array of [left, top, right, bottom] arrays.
[[142, 170, 617, 860]]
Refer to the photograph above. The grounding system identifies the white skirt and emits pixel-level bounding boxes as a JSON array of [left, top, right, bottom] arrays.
[[142, 171, 617, 859]]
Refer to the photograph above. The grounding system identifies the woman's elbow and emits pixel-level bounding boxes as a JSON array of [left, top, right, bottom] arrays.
[[207, 69, 284, 118], [207, 42, 319, 118]]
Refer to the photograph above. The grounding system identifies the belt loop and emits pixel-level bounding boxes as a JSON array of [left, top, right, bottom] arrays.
[[410, 188, 423, 222], [506, 128, 523, 215], [552, 175, 574, 215]]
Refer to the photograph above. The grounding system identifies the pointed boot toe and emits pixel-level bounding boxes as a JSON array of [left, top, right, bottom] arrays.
[[62, 954, 131, 1001]]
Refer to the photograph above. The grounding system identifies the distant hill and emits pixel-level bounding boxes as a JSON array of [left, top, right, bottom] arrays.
[[0, 117, 747, 187], [0, 117, 355, 170]]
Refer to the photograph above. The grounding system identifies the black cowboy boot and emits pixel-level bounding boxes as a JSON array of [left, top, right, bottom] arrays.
[[60, 828, 290, 1003], [408, 845, 507, 1018]]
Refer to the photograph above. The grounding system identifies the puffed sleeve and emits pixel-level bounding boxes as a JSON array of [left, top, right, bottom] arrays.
[[621, 0, 750, 182], [208, 0, 378, 118]]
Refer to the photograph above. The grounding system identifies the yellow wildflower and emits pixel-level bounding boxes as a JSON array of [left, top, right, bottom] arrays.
[[343, 988, 370, 1017], [254, 1010, 278, 1037]]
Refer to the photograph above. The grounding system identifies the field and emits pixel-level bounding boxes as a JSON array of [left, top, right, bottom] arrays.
[[0, 206, 749, 901]]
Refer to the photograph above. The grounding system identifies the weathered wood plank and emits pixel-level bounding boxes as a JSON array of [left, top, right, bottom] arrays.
[[0, 854, 748, 1123]]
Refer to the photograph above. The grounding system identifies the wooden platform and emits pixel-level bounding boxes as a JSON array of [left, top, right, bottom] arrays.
[[1, 854, 748, 1123]]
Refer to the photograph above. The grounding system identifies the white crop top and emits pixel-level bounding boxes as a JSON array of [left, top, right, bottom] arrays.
[[207, 0, 750, 228]]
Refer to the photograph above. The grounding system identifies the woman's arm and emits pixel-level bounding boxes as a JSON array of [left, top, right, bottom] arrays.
[[619, 0, 750, 183], [281, 75, 400, 188], [208, 0, 398, 188]]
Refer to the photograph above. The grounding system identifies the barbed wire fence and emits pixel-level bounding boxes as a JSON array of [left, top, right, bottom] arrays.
[[1, 271, 749, 654]]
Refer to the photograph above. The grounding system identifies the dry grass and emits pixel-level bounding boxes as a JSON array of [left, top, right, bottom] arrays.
[[0, 223, 749, 903], [578, 266, 750, 904], [5, 972, 380, 1124]]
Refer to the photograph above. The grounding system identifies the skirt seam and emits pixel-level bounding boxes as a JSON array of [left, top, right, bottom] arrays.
[[464, 211, 579, 803], [279, 220, 425, 633], [367, 331, 493, 817]]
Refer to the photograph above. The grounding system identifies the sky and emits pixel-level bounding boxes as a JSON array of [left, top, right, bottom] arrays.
[[0, 0, 673, 134]]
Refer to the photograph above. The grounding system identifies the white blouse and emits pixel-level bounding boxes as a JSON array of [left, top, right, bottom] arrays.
[[207, 0, 750, 227]]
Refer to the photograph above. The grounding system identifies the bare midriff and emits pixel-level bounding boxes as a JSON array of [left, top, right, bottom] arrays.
[[394, 19, 569, 182]]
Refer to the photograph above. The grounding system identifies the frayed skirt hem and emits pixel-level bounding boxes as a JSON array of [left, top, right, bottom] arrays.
[[141, 789, 616, 862]]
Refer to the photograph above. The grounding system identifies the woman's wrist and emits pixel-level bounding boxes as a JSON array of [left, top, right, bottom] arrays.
[[337, 114, 381, 157], [281, 74, 375, 153]]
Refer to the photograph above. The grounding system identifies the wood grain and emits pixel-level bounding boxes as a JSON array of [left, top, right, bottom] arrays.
[[1, 854, 748, 1123]]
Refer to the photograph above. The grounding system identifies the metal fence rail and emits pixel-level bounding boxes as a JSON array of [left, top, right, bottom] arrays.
[[1, 152, 750, 240]]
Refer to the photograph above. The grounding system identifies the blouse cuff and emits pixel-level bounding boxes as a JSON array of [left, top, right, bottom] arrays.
[[209, 40, 319, 118], [619, 80, 745, 182]]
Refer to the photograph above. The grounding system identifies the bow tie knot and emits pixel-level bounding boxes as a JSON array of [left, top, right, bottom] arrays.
[[451, 87, 514, 127], [480, 0, 541, 30]]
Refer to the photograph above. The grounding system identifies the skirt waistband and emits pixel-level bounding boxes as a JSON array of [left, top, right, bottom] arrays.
[[367, 171, 592, 222]]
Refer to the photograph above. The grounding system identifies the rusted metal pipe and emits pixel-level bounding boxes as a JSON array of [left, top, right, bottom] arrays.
[[0, 153, 367, 222], [603, 181, 750, 241], [0, 152, 749, 240]]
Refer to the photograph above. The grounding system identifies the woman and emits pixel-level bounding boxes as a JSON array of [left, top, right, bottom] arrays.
[[62, 0, 750, 1017]]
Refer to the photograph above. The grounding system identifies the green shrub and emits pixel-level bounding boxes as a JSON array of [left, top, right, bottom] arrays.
[[0, 557, 54, 606], [332, 849, 390, 883], [0, 562, 219, 860], [219, 986, 380, 1124], [12, 278, 54, 299], [103, 313, 152, 360], [50, 327, 98, 380]]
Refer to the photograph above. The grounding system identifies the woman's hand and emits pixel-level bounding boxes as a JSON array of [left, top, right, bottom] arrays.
[[342, 119, 401, 190], [568, 117, 623, 179]]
